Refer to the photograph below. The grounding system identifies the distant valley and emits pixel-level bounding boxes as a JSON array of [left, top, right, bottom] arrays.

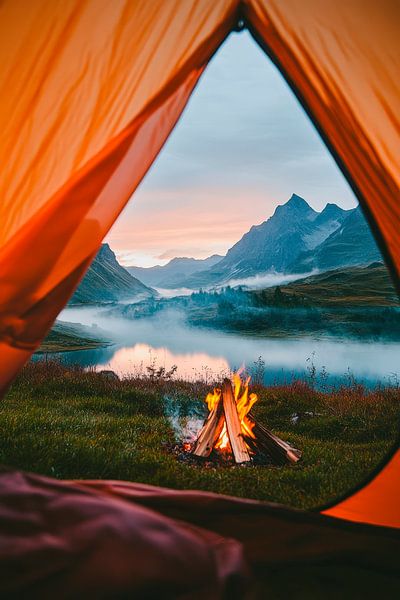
[[127, 254, 222, 288], [40, 194, 396, 353], [114, 262, 399, 341]]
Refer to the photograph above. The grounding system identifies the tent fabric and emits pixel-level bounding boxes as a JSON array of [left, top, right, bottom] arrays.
[[0, 469, 250, 598], [0, 0, 238, 388], [0, 0, 399, 555], [323, 449, 400, 527], [1, 469, 400, 598]]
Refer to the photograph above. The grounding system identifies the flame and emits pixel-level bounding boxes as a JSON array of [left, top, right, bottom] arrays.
[[205, 387, 229, 450], [206, 388, 221, 411], [215, 421, 229, 450], [233, 369, 258, 441], [208, 368, 258, 453]]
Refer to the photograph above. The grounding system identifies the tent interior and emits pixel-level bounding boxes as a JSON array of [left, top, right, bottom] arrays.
[[0, 0, 399, 596]]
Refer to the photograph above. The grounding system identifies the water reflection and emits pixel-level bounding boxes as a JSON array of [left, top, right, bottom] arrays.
[[35, 307, 400, 387], [97, 344, 229, 380]]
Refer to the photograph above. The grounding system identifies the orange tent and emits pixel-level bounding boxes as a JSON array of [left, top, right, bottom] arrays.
[[0, 1, 399, 596]]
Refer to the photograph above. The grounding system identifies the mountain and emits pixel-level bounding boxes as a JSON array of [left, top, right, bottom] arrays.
[[183, 194, 352, 288], [290, 206, 382, 273], [69, 244, 155, 304], [127, 254, 223, 288], [123, 195, 382, 293]]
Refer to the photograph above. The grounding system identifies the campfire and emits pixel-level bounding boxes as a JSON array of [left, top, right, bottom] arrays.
[[190, 371, 302, 465]]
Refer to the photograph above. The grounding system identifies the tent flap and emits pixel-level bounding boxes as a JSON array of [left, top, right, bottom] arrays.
[[0, 0, 238, 382]]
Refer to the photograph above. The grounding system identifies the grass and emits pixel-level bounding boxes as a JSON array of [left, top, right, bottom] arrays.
[[0, 360, 399, 510]]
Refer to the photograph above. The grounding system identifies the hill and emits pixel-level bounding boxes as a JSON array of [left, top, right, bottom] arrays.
[[127, 254, 223, 288], [37, 320, 109, 353], [252, 263, 398, 307], [116, 263, 399, 340], [70, 244, 154, 304]]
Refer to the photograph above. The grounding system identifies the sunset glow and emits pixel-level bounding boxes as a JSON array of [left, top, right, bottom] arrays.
[[106, 32, 356, 268]]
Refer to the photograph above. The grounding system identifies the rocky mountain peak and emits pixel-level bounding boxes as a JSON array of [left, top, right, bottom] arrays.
[[316, 202, 348, 223], [179, 195, 380, 288], [288, 193, 309, 207], [273, 194, 316, 220], [69, 243, 154, 304], [97, 242, 114, 260]]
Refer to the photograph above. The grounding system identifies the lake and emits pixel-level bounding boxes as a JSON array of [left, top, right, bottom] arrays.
[[36, 306, 400, 388]]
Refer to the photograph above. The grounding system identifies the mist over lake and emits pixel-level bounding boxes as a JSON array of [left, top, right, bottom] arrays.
[[44, 306, 400, 387]]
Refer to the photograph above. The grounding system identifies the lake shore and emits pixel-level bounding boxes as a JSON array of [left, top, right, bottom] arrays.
[[36, 341, 112, 354], [36, 320, 112, 354]]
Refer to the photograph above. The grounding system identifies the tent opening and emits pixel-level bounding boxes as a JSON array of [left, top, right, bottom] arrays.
[[2, 29, 398, 520]]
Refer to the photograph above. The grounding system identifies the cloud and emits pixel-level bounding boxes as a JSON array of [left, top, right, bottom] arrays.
[[141, 31, 356, 208], [107, 31, 357, 267]]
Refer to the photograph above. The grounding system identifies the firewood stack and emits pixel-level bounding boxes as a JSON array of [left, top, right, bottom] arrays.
[[192, 378, 301, 465]]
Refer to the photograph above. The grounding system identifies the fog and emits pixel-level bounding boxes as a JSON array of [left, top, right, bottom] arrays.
[[154, 271, 316, 298], [155, 287, 194, 298], [220, 270, 317, 290], [57, 306, 400, 386]]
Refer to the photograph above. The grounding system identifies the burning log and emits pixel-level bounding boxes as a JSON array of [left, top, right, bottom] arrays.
[[222, 379, 251, 464], [192, 395, 224, 458], [191, 373, 302, 466]]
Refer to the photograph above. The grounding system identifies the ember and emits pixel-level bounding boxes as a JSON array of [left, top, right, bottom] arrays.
[[190, 371, 302, 465]]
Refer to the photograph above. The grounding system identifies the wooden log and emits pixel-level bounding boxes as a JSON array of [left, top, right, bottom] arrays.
[[249, 413, 302, 464], [251, 424, 288, 465], [222, 378, 251, 464], [242, 434, 258, 456], [192, 395, 224, 457], [255, 419, 302, 462]]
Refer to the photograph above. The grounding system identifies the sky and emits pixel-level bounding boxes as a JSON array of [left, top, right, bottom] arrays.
[[106, 31, 357, 268]]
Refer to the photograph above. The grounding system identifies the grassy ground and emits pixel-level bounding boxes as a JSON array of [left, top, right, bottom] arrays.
[[0, 360, 399, 510]]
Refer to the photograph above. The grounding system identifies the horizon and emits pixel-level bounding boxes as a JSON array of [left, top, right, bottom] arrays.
[[118, 194, 356, 269], [106, 31, 357, 269]]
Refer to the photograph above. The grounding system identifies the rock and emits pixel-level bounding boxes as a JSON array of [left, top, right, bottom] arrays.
[[99, 370, 119, 381]]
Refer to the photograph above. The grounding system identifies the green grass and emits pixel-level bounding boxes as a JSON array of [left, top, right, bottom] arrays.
[[0, 360, 399, 510]]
